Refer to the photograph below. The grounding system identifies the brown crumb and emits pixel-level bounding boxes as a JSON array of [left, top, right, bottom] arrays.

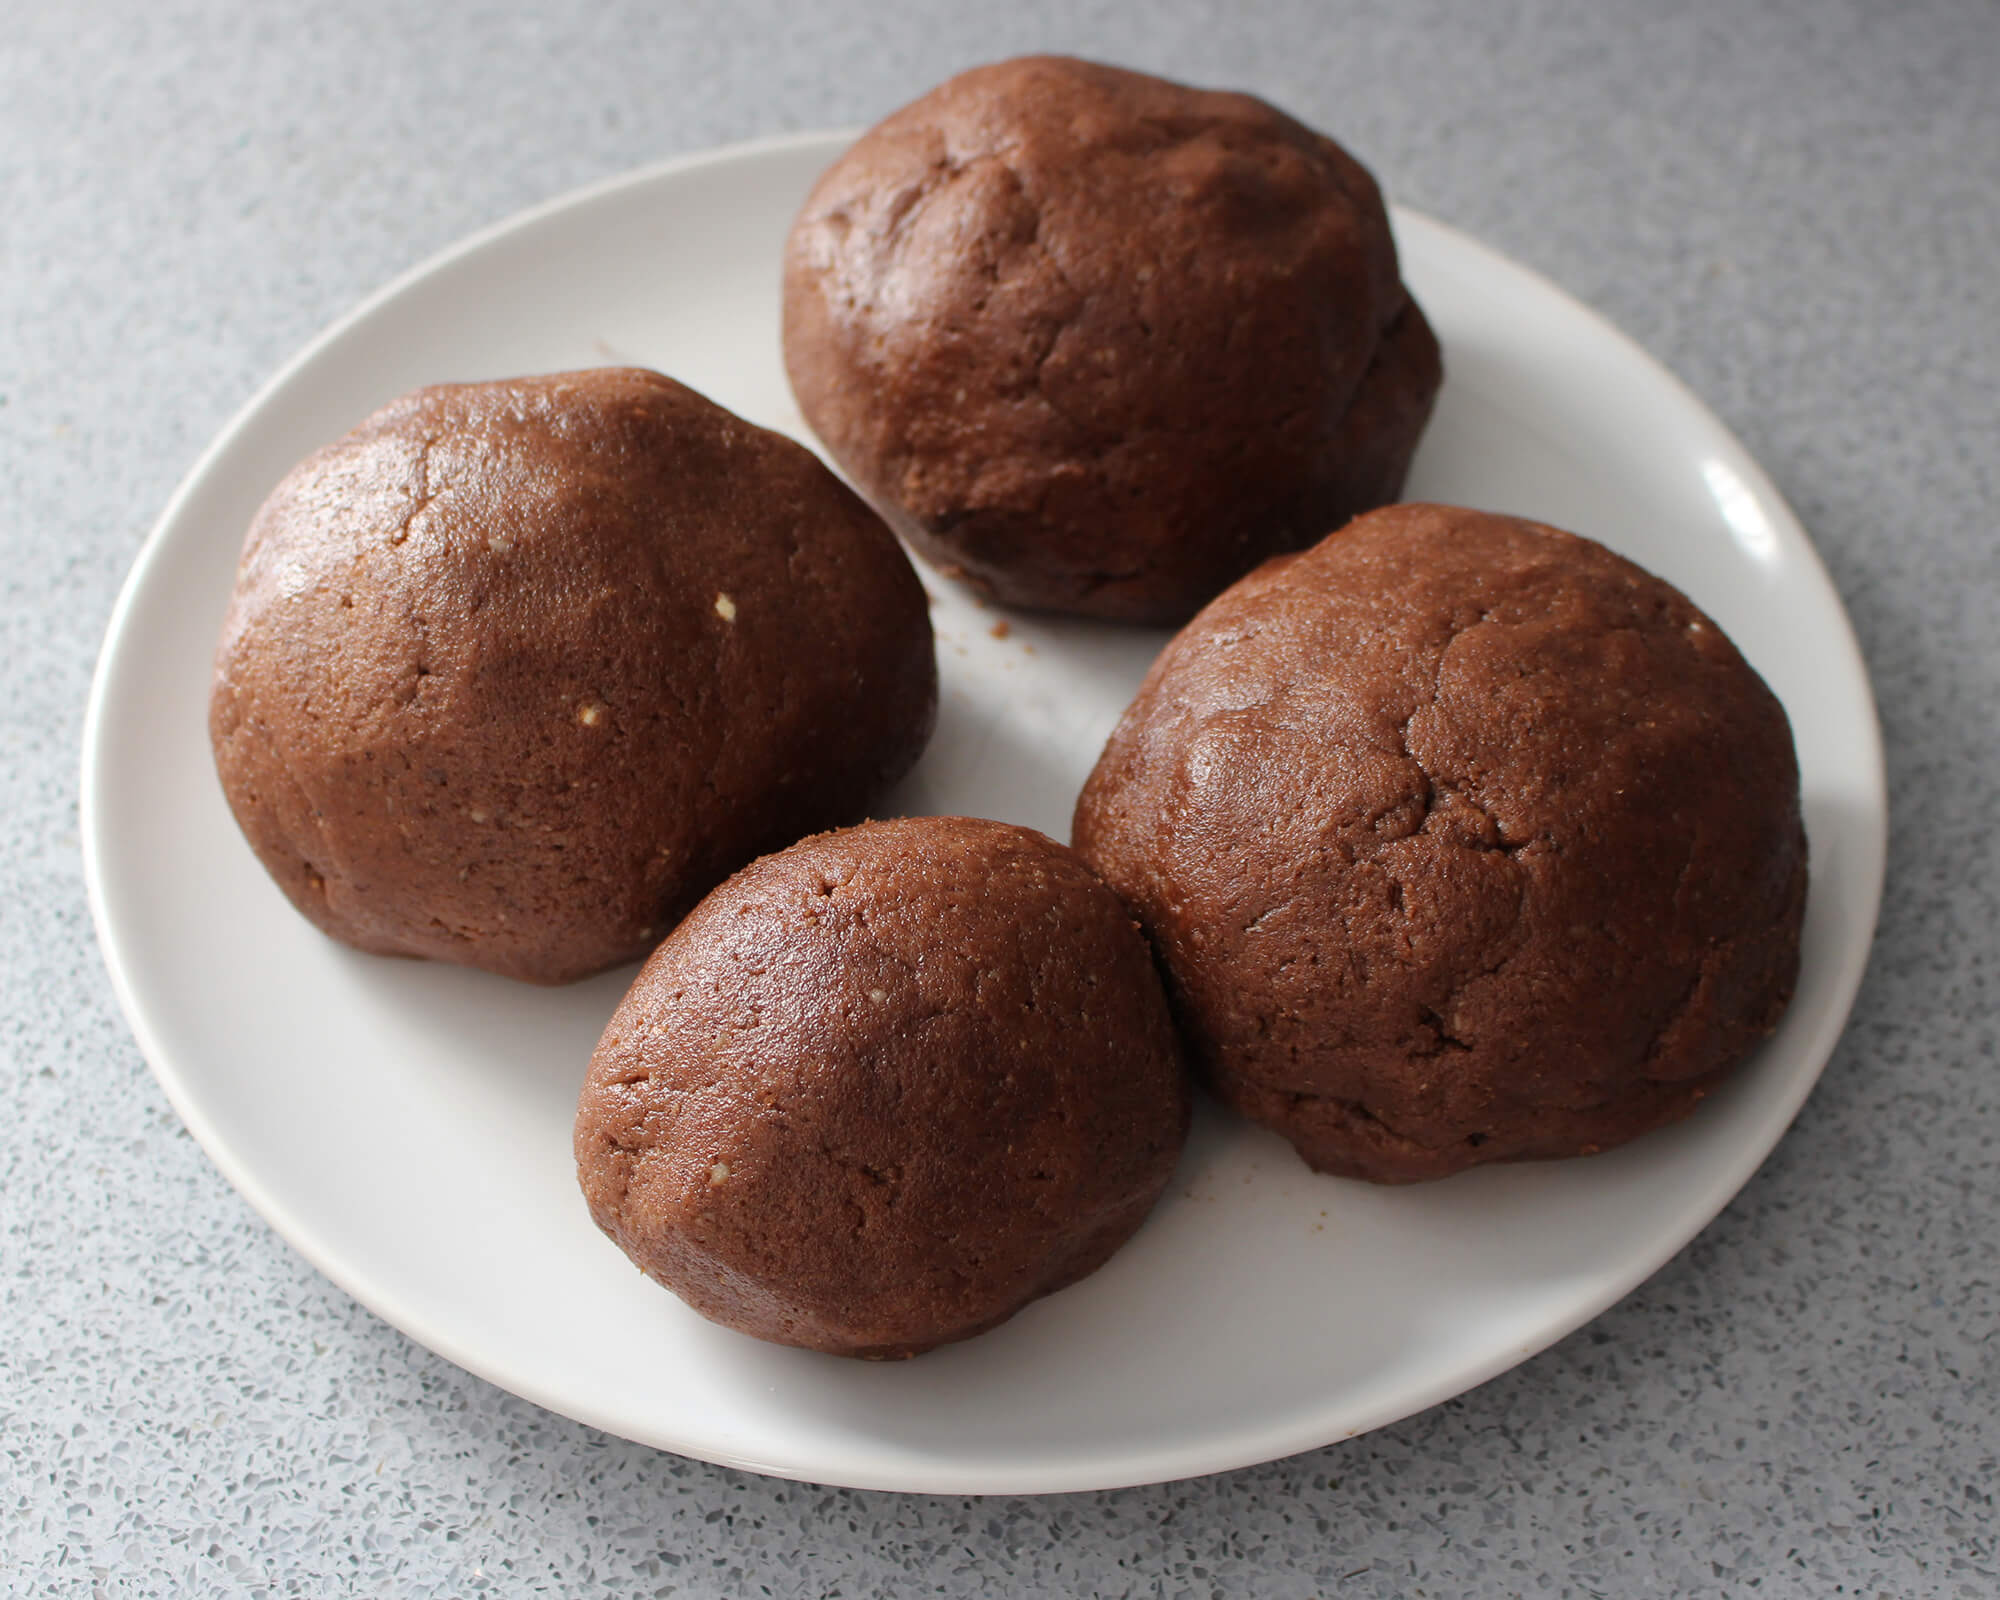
[[989, 620, 1012, 640]]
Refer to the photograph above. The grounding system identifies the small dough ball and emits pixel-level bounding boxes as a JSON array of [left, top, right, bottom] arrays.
[[782, 55, 1442, 626], [210, 368, 937, 985], [574, 816, 1191, 1358], [1073, 503, 1807, 1183]]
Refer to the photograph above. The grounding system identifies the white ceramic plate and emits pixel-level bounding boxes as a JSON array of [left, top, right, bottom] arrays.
[[83, 132, 1886, 1495]]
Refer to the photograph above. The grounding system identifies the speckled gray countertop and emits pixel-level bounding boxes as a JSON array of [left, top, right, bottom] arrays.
[[5, 0, 1996, 1593]]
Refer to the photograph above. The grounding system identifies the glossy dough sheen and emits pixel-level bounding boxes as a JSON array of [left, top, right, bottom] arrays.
[[1073, 504, 1808, 1183], [782, 56, 1442, 625], [574, 817, 1192, 1358], [209, 368, 937, 985]]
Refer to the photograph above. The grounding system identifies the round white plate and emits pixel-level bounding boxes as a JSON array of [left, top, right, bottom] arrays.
[[83, 132, 1886, 1495]]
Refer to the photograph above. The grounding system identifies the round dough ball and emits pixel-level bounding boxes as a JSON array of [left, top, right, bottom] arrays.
[[210, 367, 937, 985], [782, 55, 1442, 626], [1072, 503, 1807, 1183], [573, 816, 1190, 1358]]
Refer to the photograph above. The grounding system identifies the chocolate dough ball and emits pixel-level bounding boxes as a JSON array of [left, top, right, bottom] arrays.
[[1072, 504, 1807, 1183], [573, 816, 1191, 1358], [782, 55, 1442, 625], [210, 368, 936, 985]]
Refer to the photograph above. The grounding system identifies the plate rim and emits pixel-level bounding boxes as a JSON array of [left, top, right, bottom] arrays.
[[80, 129, 1888, 1495]]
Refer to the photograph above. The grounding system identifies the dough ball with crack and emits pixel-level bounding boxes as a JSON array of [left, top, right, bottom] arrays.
[[1072, 503, 1807, 1183], [209, 367, 937, 985], [781, 55, 1442, 625], [573, 816, 1191, 1358]]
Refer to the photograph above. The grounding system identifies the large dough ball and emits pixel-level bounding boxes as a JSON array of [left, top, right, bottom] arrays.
[[574, 816, 1191, 1357], [1073, 503, 1807, 1182], [210, 367, 936, 984], [783, 56, 1441, 625]]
